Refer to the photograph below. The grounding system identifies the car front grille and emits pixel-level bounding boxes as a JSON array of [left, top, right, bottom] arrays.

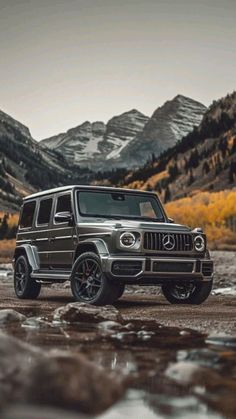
[[143, 232, 193, 252]]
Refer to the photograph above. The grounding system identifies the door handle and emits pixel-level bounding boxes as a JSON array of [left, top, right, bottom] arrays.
[[49, 237, 56, 243]]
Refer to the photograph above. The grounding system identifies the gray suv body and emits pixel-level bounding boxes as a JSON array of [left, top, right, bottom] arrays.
[[13, 185, 214, 305]]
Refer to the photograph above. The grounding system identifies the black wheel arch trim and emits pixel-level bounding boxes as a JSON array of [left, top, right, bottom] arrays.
[[73, 238, 109, 263], [13, 245, 40, 271]]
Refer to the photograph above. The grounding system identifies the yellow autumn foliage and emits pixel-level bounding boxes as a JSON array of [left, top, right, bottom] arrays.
[[165, 190, 236, 249]]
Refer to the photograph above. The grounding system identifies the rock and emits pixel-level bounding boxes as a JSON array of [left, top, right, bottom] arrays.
[[177, 348, 220, 367], [212, 287, 236, 296], [206, 335, 236, 348], [165, 361, 205, 385], [0, 332, 124, 414], [0, 267, 13, 281], [24, 350, 124, 414], [0, 332, 41, 405], [98, 321, 123, 334], [53, 302, 123, 324], [0, 309, 26, 325], [2, 404, 86, 419], [22, 317, 52, 329]]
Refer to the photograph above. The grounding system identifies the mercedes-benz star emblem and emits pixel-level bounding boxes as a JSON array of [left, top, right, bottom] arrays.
[[162, 234, 175, 251]]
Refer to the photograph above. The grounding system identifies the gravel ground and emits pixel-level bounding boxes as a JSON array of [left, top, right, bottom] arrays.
[[0, 251, 236, 335]]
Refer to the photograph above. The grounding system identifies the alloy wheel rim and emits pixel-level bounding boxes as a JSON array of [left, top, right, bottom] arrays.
[[74, 258, 102, 301], [170, 283, 196, 300], [15, 261, 27, 294]]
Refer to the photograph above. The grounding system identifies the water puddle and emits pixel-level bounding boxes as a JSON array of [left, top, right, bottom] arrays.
[[1, 310, 236, 419]]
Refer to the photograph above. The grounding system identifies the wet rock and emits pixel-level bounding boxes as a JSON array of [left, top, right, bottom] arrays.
[[165, 359, 236, 417], [53, 302, 123, 324], [22, 316, 52, 329], [2, 404, 86, 419], [0, 332, 124, 414], [24, 350, 124, 414], [0, 309, 26, 325], [165, 361, 207, 385], [177, 348, 221, 367], [206, 335, 236, 348], [98, 320, 123, 335], [0, 332, 41, 405]]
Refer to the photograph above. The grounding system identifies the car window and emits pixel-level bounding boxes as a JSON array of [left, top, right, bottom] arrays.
[[20, 201, 36, 229], [37, 198, 53, 225], [56, 194, 72, 214], [78, 191, 164, 221]]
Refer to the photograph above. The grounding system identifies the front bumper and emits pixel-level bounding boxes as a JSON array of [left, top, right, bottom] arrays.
[[102, 255, 214, 284]]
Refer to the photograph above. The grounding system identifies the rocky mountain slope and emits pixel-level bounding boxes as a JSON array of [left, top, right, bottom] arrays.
[[118, 95, 206, 167], [41, 96, 206, 170], [109, 92, 236, 201], [41, 109, 149, 170], [0, 110, 91, 211]]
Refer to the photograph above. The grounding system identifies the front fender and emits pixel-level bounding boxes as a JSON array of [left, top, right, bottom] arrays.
[[89, 238, 109, 255], [73, 238, 109, 263]]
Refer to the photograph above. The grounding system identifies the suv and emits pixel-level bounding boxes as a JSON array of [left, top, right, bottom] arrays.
[[13, 185, 213, 305]]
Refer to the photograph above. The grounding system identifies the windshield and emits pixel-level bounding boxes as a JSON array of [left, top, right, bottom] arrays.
[[77, 191, 165, 221]]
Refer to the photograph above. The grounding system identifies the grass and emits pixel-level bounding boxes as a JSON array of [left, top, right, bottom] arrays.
[[0, 239, 15, 263]]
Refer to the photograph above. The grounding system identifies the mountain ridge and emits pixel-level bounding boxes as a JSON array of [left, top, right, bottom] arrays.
[[41, 96, 206, 170]]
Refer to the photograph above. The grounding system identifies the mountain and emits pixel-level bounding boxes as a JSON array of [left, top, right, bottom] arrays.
[[111, 92, 236, 201], [41, 109, 149, 170], [0, 110, 91, 211], [41, 96, 206, 170], [117, 95, 207, 167]]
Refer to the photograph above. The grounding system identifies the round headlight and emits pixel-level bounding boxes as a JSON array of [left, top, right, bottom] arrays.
[[194, 235, 205, 252], [120, 232, 136, 248]]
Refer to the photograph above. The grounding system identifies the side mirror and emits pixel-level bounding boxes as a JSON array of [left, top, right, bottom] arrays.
[[54, 211, 74, 225], [168, 217, 174, 223]]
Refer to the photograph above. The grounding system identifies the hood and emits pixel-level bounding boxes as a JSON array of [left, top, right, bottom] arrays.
[[80, 218, 191, 232]]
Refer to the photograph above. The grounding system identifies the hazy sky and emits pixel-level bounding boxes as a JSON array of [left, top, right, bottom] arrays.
[[0, 0, 236, 139]]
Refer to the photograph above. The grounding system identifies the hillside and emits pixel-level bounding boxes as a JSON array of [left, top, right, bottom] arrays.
[[41, 96, 206, 170], [0, 110, 91, 211], [166, 190, 236, 250], [114, 92, 236, 202]]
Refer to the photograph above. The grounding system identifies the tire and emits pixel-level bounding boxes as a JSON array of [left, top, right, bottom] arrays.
[[162, 280, 213, 305], [14, 255, 41, 299], [71, 252, 122, 306], [114, 283, 125, 301]]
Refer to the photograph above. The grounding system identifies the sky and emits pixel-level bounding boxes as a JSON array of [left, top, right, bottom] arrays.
[[0, 0, 236, 140]]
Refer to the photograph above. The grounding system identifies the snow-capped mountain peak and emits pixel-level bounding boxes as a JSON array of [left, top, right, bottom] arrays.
[[41, 96, 207, 170]]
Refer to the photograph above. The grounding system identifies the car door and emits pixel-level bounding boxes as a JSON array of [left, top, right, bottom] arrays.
[[34, 196, 53, 269], [49, 192, 75, 269]]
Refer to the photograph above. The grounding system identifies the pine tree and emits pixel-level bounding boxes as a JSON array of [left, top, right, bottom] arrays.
[[202, 160, 210, 174], [0, 215, 8, 239], [164, 186, 171, 203]]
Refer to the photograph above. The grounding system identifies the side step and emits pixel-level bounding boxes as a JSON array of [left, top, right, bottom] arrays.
[[31, 271, 71, 282]]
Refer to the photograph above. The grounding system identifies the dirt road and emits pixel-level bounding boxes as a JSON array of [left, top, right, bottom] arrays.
[[1, 280, 236, 335]]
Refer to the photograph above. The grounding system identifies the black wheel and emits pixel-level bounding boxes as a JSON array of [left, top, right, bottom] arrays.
[[162, 280, 213, 305], [71, 252, 122, 305], [14, 255, 41, 299], [114, 283, 125, 300]]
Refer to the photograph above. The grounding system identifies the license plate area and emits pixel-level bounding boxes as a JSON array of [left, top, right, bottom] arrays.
[[153, 261, 194, 273]]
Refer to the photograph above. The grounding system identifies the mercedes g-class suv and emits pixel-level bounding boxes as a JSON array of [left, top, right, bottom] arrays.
[[13, 185, 213, 305]]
